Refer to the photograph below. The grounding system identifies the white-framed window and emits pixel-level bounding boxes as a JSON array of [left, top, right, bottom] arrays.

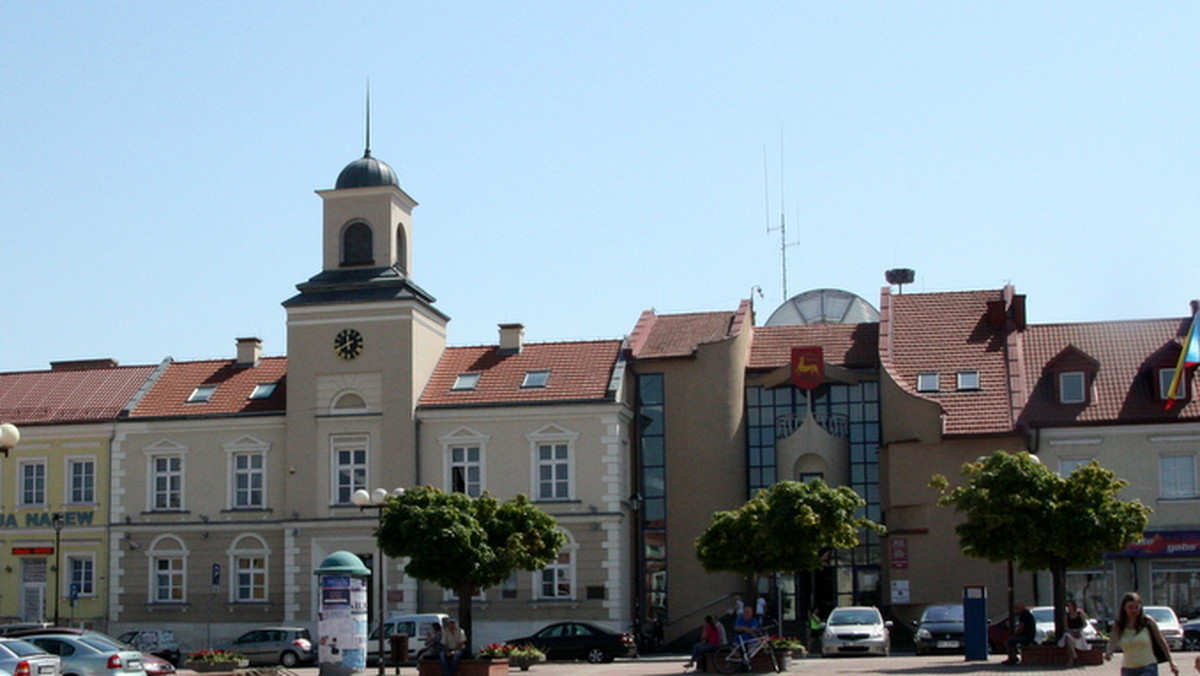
[[233, 453, 265, 508], [501, 572, 518, 599], [18, 460, 46, 507], [66, 457, 96, 505], [450, 446, 482, 496], [188, 385, 217, 403], [1160, 454, 1197, 499], [1159, 368, 1188, 400], [230, 535, 270, 603], [917, 373, 939, 392], [151, 455, 184, 510], [67, 554, 96, 597], [1059, 371, 1086, 404], [332, 435, 368, 505], [1059, 457, 1092, 477], [452, 373, 480, 391], [149, 536, 188, 604], [536, 443, 570, 501], [957, 371, 980, 391], [522, 370, 551, 388], [537, 549, 574, 600]]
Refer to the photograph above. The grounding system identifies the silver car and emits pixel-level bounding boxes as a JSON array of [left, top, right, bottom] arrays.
[[821, 606, 892, 657], [1144, 606, 1183, 651], [22, 633, 142, 676], [216, 627, 315, 667], [0, 637, 61, 676]]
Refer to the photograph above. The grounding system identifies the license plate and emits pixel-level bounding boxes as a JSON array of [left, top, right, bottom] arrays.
[[38, 667, 54, 675], [936, 641, 960, 649], [128, 660, 142, 670]]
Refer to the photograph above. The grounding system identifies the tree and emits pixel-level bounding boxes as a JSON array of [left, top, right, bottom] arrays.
[[375, 486, 566, 642], [695, 479, 884, 582], [931, 451, 1150, 640]]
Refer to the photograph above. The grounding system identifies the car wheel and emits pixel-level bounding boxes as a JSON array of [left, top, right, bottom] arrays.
[[280, 651, 299, 668], [1184, 632, 1200, 652], [586, 647, 608, 663]]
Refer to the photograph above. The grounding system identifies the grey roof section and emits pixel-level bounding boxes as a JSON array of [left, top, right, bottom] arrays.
[[764, 288, 880, 327], [335, 152, 399, 190], [282, 265, 449, 320]]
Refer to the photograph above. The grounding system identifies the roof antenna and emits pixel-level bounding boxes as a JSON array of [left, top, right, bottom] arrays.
[[765, 126, 800, 300], [364, 80, 372, 158]]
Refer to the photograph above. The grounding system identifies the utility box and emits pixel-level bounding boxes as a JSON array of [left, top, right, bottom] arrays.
[[389, 634, 409, 664], [963, 585, 988, 661]]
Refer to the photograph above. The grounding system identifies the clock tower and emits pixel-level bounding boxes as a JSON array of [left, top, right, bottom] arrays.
[[282, 146, 449, 522]]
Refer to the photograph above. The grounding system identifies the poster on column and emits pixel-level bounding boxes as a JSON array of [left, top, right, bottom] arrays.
[[319, 575, 368, 674]]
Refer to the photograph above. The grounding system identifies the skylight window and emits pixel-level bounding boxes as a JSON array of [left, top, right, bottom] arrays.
[[249, 383, 277, 400], [452, 373, 481, 391], [957, 371, 980, 391], [916, 373, 939, 392], [1058, 372, 1085, 404], [188, 385, 217, 403], [522, 370, 551, 388]]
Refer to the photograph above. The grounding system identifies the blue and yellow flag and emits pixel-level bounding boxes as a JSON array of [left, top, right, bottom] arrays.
[[1165, 307, 1200, 410]]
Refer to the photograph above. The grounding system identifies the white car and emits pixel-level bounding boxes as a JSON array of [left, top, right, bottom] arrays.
[[1026, 606, 1101, 645], [821, 606, 891, 657], [1143, 606, 1183, 651]]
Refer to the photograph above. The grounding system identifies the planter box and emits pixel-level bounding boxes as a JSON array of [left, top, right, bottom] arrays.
[[417, 659, 509, 676], [1019, 642, 1106, 667], [702, 650, 790, 673], [184, 661, 249, 673]]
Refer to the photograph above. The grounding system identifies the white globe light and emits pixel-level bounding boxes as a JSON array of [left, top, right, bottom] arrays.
[[0, 423, 18, 449], [372, 487, 390, 505], [351, 489, 372, 506]]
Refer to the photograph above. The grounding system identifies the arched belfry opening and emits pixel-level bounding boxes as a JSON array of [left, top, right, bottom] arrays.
[[341, 221, 374, 267]]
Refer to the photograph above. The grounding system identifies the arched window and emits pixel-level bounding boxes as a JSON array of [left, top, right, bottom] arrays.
[[535, 530, 576, 600], [342, 221, 374, 266], [148, 535, 189, 604], [229, 534, 271, 603], [331, 392, 368, 414], [395, 226, 407, 274]]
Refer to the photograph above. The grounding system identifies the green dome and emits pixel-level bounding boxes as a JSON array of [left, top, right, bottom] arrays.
[[314, 550, 370, 575]]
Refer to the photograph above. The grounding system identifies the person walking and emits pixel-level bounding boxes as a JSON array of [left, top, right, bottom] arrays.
[[1103, 591, 1179, 676]]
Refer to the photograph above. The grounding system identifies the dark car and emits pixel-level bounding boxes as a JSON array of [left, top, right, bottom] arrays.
[[913, 604, 965, 655], [1183, 617, 1200, 651], [116, 630, 181, 666], [215, 627, 315, 667], [505, 621, 637, 664]]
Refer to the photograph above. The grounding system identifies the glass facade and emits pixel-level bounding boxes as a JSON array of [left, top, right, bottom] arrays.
[[746, 379, 882, 609], [636, 373, 667, 629]]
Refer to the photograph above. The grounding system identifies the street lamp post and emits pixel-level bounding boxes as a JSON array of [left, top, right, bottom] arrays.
[[0, 423, 19, 457], [52, 512, 64, 626], [353, 487, 403, 676]]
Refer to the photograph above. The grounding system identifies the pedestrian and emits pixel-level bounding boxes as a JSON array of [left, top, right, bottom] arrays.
[[438, 619, 467, 676], [1103, 591, 1179, 676], [733, 605, 762, 648], [1059, 600, 1092, 666], [684, 615, 723, 671], [1002, 602, 1036, 665]]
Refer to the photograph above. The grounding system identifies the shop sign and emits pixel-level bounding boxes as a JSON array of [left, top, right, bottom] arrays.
[[1115, 530, 1200, 558], [0, 511, 95, 529]]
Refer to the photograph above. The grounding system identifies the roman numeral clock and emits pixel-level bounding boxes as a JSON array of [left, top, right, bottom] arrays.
[[333, 328, 364, 360]]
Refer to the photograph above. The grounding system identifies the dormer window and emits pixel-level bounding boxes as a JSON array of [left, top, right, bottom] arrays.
[[188, 385, 217, 403], [957, 371, 980, 391], [1058, 371, 1086, 404], [249, 383, 277, 400], [522, 370, 551, 388], [916, 373, 939, 392], [452, 373, 480, 391]]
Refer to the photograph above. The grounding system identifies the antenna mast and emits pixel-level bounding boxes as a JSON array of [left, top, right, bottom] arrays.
[[765, 129, 800, 300], [364, 80, 372, 157]]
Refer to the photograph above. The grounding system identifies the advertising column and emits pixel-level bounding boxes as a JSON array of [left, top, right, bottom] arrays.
[[314, 552, 370, 676]]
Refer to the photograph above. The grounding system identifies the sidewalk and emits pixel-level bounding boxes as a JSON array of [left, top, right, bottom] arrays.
[[202, 651, 1197, 676]]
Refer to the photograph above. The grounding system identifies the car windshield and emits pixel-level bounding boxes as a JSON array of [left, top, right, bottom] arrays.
[[1145, 608, 1177, 624], [1031, 608, 1053, 623], [923, 606, 963, 622], [829, 610, 880, 626], [2, 639, 49, 657]]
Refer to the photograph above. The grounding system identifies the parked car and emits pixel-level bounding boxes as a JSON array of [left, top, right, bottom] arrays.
[[140, 654, 175, 676], [0, 637, 62, 676], [504, 621, 637, 663], [912, 604, 965, 655], [366, 613, 452, 665], [20, 632, 144, 676], [987, 606, 1101, 652], [1183, 617, 1200, 651], [216, 627, 315, 667], [821, 606, 891, 657], [1143, 606, 1183, 651], [115, 630, 181, 666], [0, 625, 52, 638]]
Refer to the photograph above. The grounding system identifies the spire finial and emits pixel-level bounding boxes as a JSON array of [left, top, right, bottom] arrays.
[[364, 80, 372, 158]]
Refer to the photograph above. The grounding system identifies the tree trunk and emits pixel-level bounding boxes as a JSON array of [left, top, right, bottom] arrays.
[[1051, 564, 1067, 644], [458, 588, 474, 652]]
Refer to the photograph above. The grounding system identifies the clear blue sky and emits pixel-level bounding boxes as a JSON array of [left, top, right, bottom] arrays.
[[3, 3, 1198, 372]]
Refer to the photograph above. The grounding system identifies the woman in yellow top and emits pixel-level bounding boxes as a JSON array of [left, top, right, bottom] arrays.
[[1104, 592, 1179, 676]]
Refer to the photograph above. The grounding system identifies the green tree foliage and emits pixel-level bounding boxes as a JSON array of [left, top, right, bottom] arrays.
[[695, 479, 884, 579], [376, 486, 565, 642], [931, 451, 1150, 638]]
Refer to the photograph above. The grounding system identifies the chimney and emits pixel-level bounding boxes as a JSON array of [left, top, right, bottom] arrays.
[[498, 323, 524, 355], [236, 337, 262, 368]]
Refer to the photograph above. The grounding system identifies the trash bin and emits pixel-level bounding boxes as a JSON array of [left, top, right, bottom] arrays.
[[389, 634, 409, 664]]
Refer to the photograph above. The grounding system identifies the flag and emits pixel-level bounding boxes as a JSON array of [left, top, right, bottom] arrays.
[[1165, 308, 1200, 410]]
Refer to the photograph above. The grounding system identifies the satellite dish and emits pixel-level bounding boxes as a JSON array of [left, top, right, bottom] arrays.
[[764, 288, 880, 326]]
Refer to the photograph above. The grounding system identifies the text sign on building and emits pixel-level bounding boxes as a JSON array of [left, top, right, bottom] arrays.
[[12, 547, 54, 555], [890, 537, 908, 569], [791, 346, 824, 390]]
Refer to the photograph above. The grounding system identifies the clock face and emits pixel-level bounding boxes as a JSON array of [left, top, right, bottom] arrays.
[[333, 328, 364, 360]]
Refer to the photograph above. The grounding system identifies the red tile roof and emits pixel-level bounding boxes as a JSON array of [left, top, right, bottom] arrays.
[[885, 288, 1017, 435], [748, 323, 878, 371], [628, 304, 749, 359], [0, 364, 159, 425], [128, 357, 287, 418], [1021, 317, 1200, 425], [420, 340, 623, 407]]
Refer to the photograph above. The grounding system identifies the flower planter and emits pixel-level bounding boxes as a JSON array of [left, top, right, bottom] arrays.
[[417, 658, 509, 676], [1018, 645, 1069, 667], [185, 660, 249, 673]]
